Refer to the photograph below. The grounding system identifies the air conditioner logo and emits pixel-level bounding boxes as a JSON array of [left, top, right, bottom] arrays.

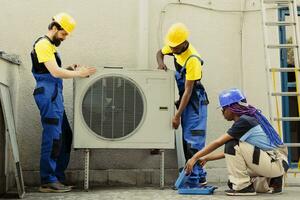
[[159, 106, 168, 111], [106, 105, 122, 112]]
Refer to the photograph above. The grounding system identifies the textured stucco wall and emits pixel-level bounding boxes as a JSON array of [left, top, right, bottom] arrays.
[[0, 0, 279, 187]]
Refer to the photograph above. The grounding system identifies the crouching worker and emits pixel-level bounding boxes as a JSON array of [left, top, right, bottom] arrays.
[[185, 88, 289, 196]]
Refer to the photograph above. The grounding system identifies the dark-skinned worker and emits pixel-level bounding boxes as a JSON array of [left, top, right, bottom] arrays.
[[156, 23, 209, 187], [30, 13, 96, 192], [185, 88, 289, 196]]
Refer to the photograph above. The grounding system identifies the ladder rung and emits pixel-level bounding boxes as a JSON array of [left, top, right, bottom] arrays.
[[265, 21, 296, 26], [269, 68, 300, 72], [268, 44, 298, 48], [271, 92, 300, 96], [264, 0, 293, 4], [281, 143, 300, 147], [274, 117, 300, 121]]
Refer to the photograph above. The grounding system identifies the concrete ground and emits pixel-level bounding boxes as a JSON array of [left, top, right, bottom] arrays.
[[1, 185, 299, 200]]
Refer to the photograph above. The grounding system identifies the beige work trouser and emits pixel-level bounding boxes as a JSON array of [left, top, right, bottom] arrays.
[[225, 141, 286, 191]]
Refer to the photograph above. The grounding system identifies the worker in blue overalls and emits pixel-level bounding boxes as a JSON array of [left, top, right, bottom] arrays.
[[156, 23, 209, 186], [30, 13, 96, 192]]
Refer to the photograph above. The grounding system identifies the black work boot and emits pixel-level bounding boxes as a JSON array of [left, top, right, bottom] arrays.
[[225, 183, 256, 196], [268, 175, 283, 194]]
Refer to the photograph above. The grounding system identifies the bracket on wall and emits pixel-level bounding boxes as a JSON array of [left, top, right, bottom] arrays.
[[83, 149, 165, 190], [0, 51, 21, 65]]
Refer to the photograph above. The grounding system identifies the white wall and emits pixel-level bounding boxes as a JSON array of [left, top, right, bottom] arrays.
[[0, 0, 280, 186]]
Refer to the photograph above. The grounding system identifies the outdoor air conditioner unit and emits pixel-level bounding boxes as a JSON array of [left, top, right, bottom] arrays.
[[73, 67, 175, 149]]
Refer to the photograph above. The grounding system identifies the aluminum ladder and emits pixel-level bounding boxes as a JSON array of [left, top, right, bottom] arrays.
[[261, 0, 300, 153]]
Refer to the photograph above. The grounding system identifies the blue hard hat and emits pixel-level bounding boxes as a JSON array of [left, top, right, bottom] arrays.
[[219, 88, 246, 108]]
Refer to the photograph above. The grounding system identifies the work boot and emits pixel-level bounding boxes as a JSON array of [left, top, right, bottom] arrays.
[[199, 177, 207, 186], [268, 176, 283, 194], [58, 182, 76, 189], [225, 183, 256, 196], [39, 182, 72, 193]]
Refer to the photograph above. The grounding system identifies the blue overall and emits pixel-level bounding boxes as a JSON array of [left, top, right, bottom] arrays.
[[175, 55, 208, 185], [31, 36, 73, 184]]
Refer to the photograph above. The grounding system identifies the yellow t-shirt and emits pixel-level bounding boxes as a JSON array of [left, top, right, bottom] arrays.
[[161, 44, 202, 80], [35, 38, 57, 63]]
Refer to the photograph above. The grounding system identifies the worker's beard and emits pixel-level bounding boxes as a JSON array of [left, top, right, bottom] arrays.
[[52, 34, 62, 47]]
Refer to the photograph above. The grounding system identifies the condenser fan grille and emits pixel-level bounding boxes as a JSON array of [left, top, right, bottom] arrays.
[[82, 76, 144, 139]]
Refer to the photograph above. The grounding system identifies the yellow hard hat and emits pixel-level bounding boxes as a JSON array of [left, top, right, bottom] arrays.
[[53, 13, 76, 34], [165, 23, 189, 47]]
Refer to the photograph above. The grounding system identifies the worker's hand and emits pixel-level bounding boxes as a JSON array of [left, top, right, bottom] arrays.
[[198, 157, 207, 167], [158, 63, 167, 71], [185, 157, 197, 175], [78, 66, 97, 78], [172, 115, 180, 129]]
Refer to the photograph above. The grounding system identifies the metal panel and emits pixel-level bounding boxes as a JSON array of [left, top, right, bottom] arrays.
[[0, 103, 6, 196], [0, 84, 25, 198]]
